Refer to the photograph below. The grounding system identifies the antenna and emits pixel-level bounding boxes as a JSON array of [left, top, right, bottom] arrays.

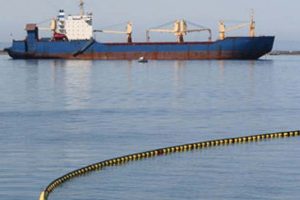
[[80, 0, 84, 16], [251, 9, 255, 21]]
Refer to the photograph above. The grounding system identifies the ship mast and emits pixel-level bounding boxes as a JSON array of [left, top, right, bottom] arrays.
[[249, 10, 256, 37], [79, 0, 85, 16]]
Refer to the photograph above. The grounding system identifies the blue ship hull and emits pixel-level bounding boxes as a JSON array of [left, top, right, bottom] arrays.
[[6, 34, 275, 60]]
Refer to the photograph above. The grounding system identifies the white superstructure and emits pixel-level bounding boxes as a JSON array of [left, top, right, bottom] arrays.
[[56, 0, 93, 40], [65, 14, 93, 40]]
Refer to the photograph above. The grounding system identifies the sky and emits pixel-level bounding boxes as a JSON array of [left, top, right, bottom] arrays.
[[0, 0, 299, 49]]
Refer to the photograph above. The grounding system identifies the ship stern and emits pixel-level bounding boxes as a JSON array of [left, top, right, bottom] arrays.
[[5, 42, 27, 59]]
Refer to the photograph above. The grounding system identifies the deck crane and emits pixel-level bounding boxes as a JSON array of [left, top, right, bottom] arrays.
[[219, 12, 256, 40], [94, 22, 133, 43], [37, 19, 56, 32], [146, 19, 212, 43], [34, 18, 68, 41]]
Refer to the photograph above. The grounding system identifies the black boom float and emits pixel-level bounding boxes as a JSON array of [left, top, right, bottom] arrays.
[[39, 130, 299, 200]]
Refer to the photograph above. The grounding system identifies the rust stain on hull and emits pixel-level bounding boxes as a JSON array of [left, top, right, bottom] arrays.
[[14, 51, 264, 60]]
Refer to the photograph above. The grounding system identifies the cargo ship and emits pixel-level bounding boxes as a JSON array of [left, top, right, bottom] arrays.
[[5, 0, 274, 60]]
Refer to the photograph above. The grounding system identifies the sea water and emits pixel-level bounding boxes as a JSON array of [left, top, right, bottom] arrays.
[[0, 54, 299, 200]]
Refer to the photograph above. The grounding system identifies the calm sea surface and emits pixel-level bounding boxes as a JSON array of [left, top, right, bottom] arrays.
[[0, 54, 299, 200]]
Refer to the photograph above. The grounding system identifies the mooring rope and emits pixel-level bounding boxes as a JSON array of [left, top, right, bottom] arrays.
[[39, 130, 299, 200]]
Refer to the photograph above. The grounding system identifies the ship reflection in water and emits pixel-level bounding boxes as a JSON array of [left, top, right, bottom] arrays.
[[50, 60, 93, 110], [41, 59, 276, 113]]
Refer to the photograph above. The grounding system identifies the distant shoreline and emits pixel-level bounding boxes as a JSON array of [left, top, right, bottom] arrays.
[[0, 50, 7, 55], [269, 50, 300, 55]]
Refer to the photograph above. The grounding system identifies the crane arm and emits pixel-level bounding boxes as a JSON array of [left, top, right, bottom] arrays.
[[225, 23, 248, 32], [94, 30, 129, 34], [147, 29, 175, 33], [185, 28, 210, 33], [94, 22, 133, 43], [94, 22, 132, 34], [146, 29, 176, 42], [38, 27, 52, 31], [185, 28, 212, 41]]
